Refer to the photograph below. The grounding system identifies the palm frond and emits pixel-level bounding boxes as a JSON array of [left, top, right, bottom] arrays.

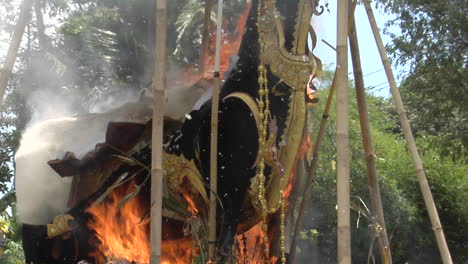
[[173, 2, 217, 61]]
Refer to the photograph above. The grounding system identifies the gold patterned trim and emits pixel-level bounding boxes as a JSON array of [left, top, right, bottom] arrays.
[[163, 153, 208, 204], [223, 92, 261, 131], [47, 214, 74, 238], [259, 14, 314, 92]]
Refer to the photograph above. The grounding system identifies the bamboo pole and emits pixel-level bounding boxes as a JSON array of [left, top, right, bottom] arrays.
[[200, 0, 213, 73], [336, 0, 350, 263], [208, 0, 224, 262], [348, 11, 392, 264], [150, 0, 166, 263], [0, 0, 33, 103], [289, 68, 338, 264], [362, 1, 453, 263]]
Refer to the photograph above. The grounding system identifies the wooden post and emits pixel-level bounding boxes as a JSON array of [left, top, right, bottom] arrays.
[[208, 0, 223, 262], [348, 10, 392, 264], [0, 0, 33, 103], [362, 1, 453, 263], [289, 68, 338, 264], [200, 0, 213, 73], [150, 0, 166, 263], [336, 0, 350, 263]]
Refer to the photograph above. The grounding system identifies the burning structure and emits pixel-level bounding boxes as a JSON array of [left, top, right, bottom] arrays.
[[15, 0, 323, 263]]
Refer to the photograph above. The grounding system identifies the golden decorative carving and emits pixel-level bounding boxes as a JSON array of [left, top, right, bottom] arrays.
[[47, 214, 74, 238], [292, 0, 315, 55], [163, 153, 208, 204], [256, 0, 314, 212]]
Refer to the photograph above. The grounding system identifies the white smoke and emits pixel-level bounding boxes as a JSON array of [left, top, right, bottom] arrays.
[[15, 82, 205, 225]]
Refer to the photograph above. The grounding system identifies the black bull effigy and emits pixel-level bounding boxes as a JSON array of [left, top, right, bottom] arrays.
[[21, 0, 324, 263]]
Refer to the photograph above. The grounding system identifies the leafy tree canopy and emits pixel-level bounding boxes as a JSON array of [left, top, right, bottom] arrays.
[[375, 0, 468, 160], [297, 70, 468, 262]]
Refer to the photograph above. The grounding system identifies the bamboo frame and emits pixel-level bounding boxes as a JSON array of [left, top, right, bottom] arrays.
[[336, 0, 351, 263], [208, 0, 224, 261], [348, 10, 392, 263], [362, 1, 453, 263], [208, 74, 220, 262], [289, 68, 338, 264], [0, 0, 33, 103], [150, 0, 167, 263]]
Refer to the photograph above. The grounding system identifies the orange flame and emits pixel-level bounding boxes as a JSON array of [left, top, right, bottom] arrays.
[[182, 191, 199, 216], [87, 188, 150, 263], [85, 5, 306, 263], [87, 186, 277, 264], [236, 222, 279, 264], [87, 184, 195, 264], [167, 4, 250, 89], [202, 4, 250, 78]]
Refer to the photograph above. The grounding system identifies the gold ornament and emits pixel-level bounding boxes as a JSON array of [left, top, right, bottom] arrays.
[[47, 214, 74, 238]]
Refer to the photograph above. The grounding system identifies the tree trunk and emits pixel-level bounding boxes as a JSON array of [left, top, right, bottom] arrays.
[[0, 0, 34, 103], [34, 0, 46, 51]]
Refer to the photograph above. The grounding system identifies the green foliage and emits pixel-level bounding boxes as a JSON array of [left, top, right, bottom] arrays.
[[0, 212, 24, 264], [58, 1, 154, 89], [400, 62, 468, 161], [0, 0, 466, 262], [174, 1, 215, 63], [0, 85, 27, 196], [296, 73, 468, 262], [172, 0, 246, 64], [374, 0, 468, 161], [0, 240, 25, 264]]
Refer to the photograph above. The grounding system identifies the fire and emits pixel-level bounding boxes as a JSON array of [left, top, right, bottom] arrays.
[[87, 184, 195, 264], [87, 184, 279, 264], [168, 4, 250, 89], [87, 187, 150, 263], [236, 222, 278, 264], [202, 4, 250, 78], [182, 191, 199, 216], [85, 4, 306, 263]]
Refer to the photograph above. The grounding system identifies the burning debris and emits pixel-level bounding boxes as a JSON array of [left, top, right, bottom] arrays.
[[15, 0, 322, 263]]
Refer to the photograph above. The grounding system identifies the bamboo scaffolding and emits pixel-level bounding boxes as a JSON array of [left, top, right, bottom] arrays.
[[336, 0, 350, 263], [287, 5, 365, 260], [348, 11, 392, 264], [208, 0, 224, 261], [0, 0, 33, 103], [362, 1, 453, 263], [200, 0, 213, 73], [289, 68, 338, 264], [150, 0, 167, 263]]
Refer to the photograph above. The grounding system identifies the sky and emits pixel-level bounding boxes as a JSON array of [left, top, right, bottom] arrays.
[[312, 1, 408, 97]]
